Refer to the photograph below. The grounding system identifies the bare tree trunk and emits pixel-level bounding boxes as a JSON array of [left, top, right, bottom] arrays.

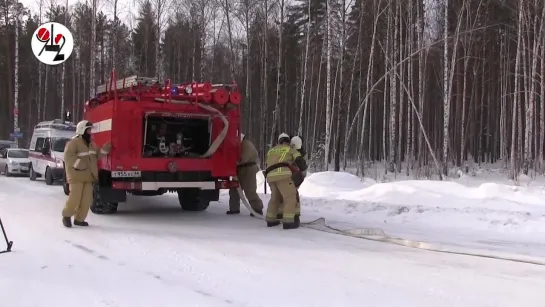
[[388, 1, 396, 173], [297, 0, 311, 136], [13, 0, 20, 146], [539, 13, 545, 173], [37, 0, 43, 122], [112, 0, 118, 70], [510, 4, 523, 180], [406, 0, 414, 175], [262, 0, 269, 155], [334, 0, 347, 171], [60, 0, 68, 118], [324, 0, 333, 170], [442, 0, 450, 175], [89, 0, 97, 98], [43, 66, 48, 120], [344, 0, 364, 170], [270, 0, 284, 147]]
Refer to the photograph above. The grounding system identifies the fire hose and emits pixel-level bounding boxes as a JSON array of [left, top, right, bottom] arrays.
[[155, 98, 228, 158], [236, 183, 545, 267]]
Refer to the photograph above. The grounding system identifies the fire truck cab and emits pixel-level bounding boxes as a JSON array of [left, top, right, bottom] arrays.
[[83, 71, 241, 214]]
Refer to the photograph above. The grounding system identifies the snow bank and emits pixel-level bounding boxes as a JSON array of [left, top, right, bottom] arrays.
[[295, 172, 545, 215], [298, 171, 374, 198]]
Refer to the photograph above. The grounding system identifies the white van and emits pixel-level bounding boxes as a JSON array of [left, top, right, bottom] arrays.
[[29, 119, 76, 188]]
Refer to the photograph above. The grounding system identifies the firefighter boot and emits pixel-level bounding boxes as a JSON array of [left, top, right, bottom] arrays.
[[267, 221, 281, 227], [276, 213, 283, 220], [74, 220, 89, 227], [283, 215, 300, 230], [62, 217, 72, 228], [226, 210, 240, 215]]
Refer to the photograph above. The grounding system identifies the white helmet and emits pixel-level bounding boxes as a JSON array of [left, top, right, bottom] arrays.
[[76, 120, 93, 136], [290, 136, 302, 150], [240, 133, 245, 141], [278, 133, 290, 142]]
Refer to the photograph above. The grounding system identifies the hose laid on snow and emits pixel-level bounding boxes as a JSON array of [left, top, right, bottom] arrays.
[[236, 187, 545, 266]]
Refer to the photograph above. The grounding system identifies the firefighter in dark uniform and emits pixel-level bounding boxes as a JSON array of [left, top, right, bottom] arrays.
[[227, 133, 264, 215], [62, 120, 111, 227], [264, 133, 307, 229]]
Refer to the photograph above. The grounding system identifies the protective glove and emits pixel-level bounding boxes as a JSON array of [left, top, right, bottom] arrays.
[[100, 141, 112, 154]]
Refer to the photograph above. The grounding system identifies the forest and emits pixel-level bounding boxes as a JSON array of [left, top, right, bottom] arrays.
[[0, 0, 544, 180]]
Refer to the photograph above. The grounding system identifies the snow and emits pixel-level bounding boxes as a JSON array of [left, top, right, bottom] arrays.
[[1, 170, 545, 306]]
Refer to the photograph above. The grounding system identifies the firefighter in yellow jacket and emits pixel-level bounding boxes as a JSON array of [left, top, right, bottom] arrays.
[[62, 120, 111, 227], [227, 133, 264, 215], [277, 135, 307, 220], [264, 133, 308, 229]]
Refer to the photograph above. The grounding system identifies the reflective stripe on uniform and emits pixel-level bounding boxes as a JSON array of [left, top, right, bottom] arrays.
[[100, 149, 108, 154], [266, 146, 292, 177], [77, 152, 90, 157], [89, 150, 97, 155], [266, 212, 277, 219], [73, 158, 81, 169]]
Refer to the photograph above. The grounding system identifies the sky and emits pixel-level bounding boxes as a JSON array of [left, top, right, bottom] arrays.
[[19, 0, 136, 25]]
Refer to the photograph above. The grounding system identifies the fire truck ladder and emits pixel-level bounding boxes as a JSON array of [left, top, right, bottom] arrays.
[[95, 75, 159, 95]]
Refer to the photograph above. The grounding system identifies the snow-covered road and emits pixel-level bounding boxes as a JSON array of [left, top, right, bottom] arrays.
[[1, 176, 544, 307]]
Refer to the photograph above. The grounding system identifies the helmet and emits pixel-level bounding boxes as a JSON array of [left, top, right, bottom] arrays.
[[278, 133, 290, 141], [76, 120, 93, 136], [278, 132, 290, 144], [290, 136, 302, 150], [240, 133, 245, 141]]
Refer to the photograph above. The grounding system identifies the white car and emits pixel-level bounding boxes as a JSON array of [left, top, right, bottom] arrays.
[[0, 148, 30, 177]]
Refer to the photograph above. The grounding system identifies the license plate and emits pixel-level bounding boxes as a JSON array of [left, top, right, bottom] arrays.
[[111, 171, 141, 178]]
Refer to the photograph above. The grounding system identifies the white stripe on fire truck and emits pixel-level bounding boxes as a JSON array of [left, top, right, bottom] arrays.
[[92, 119, 112, 133], [140, 181, 216, 190]]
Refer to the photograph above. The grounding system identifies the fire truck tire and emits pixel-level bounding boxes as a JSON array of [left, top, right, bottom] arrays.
[[177, 189, 210, 212], [91, 184, 118, 214], [29, 165, 37, 181], [45, 167, 54, 185]]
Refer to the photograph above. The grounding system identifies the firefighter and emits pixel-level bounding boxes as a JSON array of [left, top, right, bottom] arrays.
[[277, 135, 308, 220], [264, 133, 308, 229], [227, 133, 264, 216], [62, 120, 111, 228]]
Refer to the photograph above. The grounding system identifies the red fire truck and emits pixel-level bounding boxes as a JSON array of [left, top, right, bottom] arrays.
[[82, 70, 242, 214]]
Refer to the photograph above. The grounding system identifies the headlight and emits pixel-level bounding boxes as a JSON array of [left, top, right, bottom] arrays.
[[184, 85, 193, 94], [56, 159, 63, 167], [8, 160, 18, 165]]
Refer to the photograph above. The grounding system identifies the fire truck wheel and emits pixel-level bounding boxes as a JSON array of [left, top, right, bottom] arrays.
[[177, 189, 210, 212], [45, 167, 54, 185], [91, 184, 119, 214], [29, 165, 37, 181]]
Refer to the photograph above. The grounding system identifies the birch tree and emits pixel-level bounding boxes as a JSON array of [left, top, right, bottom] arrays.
[[324, 0, 333, 170], [270, 0, 284, 147], [13, 0, 19, 146]]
